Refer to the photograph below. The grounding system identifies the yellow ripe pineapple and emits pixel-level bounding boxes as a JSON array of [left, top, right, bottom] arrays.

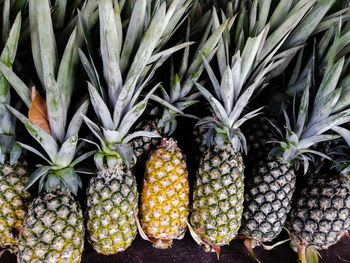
[[141, 138, 189, 248], [139, 9, 228, 249]]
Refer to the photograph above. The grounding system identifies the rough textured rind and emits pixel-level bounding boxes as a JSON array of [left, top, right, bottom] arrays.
[[190, 144, 244, 248], [241, 155, 295, 243], [141, 138, 189, 249], [288, 173, 350, 250], [130, 120, 162, 161], [18, 190, 84, 263], [86, 165, 138, 255], [0, 159, 30, 253]]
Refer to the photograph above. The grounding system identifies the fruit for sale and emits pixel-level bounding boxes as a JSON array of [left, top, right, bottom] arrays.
[[79, 0, 191, 254], [0, 0, 98, 261]]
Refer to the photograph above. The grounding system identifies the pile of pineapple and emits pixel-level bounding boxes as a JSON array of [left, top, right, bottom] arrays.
[[0, 0, 350, 262]]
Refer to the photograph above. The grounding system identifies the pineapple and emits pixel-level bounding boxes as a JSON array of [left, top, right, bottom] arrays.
[[140, 9, 228, 248], [287, 126, 350, 262], [79, 0, 191, 254], [240, 35, 350, 258], [141, 138, 189, 248], [229, 0, 343, 176], [0, 0, 97, 261], [130, 119, 162, 160], [0, 11, 31, 253], [188, 0, 320, 254]]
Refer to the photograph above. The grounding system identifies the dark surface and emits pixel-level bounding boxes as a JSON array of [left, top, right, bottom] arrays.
[[3, 234, 350, 263]]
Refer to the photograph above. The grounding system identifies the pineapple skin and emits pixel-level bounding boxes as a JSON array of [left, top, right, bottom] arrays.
[[241, 155, 295, 243], [0, 159, 30, 252], [18, 190, 84, 263], [141, 138, 189, 249], [130, 119, 162, 161], [86, 165, 138, 255], [190, 144, 244, 248], [288, 173, 350, 250]]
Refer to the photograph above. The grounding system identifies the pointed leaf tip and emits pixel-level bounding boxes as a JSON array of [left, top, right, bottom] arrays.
[[28, 87, 51, 134]]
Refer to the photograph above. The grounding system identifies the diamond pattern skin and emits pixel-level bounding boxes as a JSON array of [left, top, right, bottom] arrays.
[[0, 160, 30, 253], [18, 190, 84, 263], [141, 138, 189, 249], [241, 155, 295, 243], [130, 120, 162, 161], [86, 165, 138, 255], [190, 144, 244, 248], [288, 174, 350, 250]]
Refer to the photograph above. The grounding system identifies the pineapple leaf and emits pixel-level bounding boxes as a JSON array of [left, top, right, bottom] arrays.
[[102, 128, 122, 144], [283, 0, 334, 50], [119, 3, 167, 110], [71, 150, 96, 167], [87, 82, 114, 130], [45, 174, 60, 192], [28, 0, 43, 86], [233, 107, 263, 129], [178, 20, 190, 80], [305, 247, 319, 263], [150, 94, 183, 114], [299, 134, 340, 149], [170, 73, 181, 103], [45, 75, 65, 143], [228, 81, 258, 127], [114, 143, 133, 167], [1, 0, 10, 48], [303, 109, 350, 138], [35, 0, 58, 89], [57, 28, 77, 115], [53, 0, 67, 29], [78, 49, 103, 98], [308, 87, 342, 129], [149, 42, 194, 65], [9, 142, 21, 166], [123, 131, 161, 143], [99, 0, 122, 107], [220, 66, 234, 113], [332, 126, 350, 149], [181, 18, 229, 97], [81, 115, 106, 149], [120, 0, 146, 74], [1, 12, 21, 67], [295, 71, 310, 137], [55, 135, 78, 168], [200, 52, 221, 100], [240, 27, 266, 89], [314, 57, 344, 107], [194, 82, 229, 126], [65, 99, 89, 141], [0, 61, 31, 108], [117, 85, 158, 139], [55, 167, 79, 195], [231, 54, 242, 102], [7, 105, 58, 161], [25, 166, 51, 191], [16, 142, 52, 165], [259, 0, 315, 60], [269, 0, 293, 32]]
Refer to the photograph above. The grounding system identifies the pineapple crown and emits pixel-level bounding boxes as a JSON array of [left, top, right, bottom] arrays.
[[270, 40, 350, 173], [0, 11, 21, 165], [193, 0, 333, 153], [0, 0, 98, 195], [150, 8, 230, 135], [79, 0, 192, 168], [329, 126, 350, 176]]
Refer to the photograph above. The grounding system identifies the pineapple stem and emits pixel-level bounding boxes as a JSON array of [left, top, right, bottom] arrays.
[[297, 244, 307, 263], [244, 239, 261, 263]]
